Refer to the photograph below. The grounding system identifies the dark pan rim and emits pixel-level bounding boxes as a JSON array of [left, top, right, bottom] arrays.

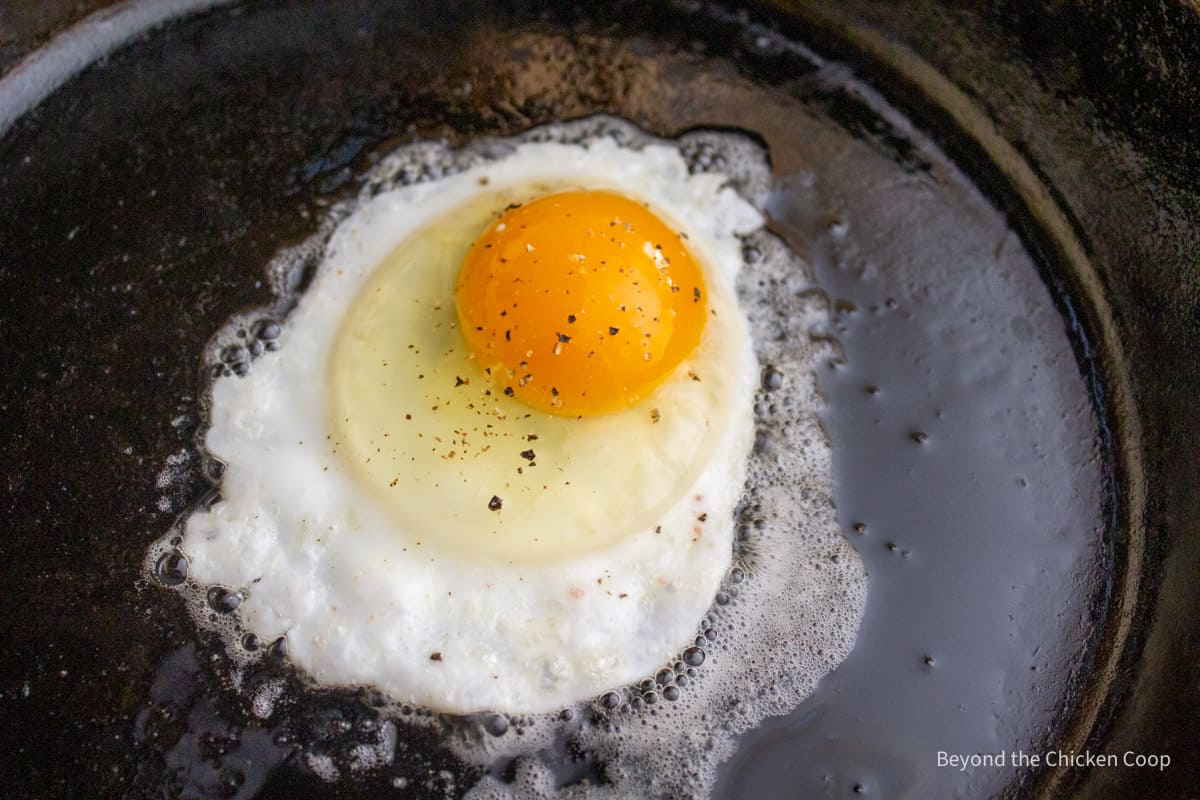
[[0, 0, 235, 135]]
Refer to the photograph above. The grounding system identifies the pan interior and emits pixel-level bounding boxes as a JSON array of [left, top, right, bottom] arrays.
[[0, 1, 1117, 798]]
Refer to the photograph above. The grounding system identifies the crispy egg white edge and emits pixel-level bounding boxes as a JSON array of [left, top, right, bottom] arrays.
[[182, 138, 763, 713]]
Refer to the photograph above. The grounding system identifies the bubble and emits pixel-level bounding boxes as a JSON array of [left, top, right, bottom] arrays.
[[206, 587, 242, 614], [266, 636, 288, 664], [760, 365, 785, 391], [682, 647, 706, 668], [486, 715, 510, 737], [155, 551, 189, 585], [251, 318, 281, 341], [220, 345, 247, 365]]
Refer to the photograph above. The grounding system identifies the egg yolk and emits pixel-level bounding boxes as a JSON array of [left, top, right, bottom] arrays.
[[455, 190, 707, 416]]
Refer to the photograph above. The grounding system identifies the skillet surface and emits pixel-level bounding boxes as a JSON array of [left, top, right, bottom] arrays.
[[1, 1, 1193, 798]]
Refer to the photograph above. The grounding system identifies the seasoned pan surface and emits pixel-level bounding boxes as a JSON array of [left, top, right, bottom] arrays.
[[0, 1, 1195, 798]]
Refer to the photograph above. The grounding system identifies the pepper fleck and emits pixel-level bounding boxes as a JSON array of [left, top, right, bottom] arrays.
[[430, 652, 443, 661], [520, 449, 536, 461], [488, 496, 503, 511]]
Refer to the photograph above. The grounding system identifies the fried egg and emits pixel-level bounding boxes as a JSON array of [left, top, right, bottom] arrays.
[[179, 131, 762, 713]]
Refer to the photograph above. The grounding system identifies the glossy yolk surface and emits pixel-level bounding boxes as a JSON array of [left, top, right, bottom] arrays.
[[455, 190, 707, 416]]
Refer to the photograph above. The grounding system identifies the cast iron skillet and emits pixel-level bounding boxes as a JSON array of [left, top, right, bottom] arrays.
[[0, 1, 1196, 798]]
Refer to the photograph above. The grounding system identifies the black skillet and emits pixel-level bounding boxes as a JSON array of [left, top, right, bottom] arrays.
[[0, 1, 1196, 798]]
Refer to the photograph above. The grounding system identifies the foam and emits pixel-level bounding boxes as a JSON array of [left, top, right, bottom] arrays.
[[145, 115, 867, 797]]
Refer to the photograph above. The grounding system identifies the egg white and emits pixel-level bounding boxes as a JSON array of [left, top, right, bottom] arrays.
[[181, 137, 762, 713]]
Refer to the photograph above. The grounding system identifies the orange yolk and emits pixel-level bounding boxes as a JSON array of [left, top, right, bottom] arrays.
[[455, 189, 707, 416]]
